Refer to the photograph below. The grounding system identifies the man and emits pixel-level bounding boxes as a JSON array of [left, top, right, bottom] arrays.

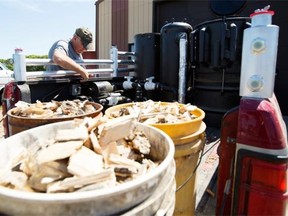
[[48, 27, 93, 81]]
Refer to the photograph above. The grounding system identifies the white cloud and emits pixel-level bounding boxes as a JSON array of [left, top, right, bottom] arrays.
[[1, 0, 44, 13]]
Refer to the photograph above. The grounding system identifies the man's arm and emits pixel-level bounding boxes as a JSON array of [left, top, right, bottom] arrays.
[[53, 50, 89, 81]]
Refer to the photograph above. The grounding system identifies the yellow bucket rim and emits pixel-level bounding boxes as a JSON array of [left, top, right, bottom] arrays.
[[173, 122, 206, 145], [174, 136, 206, 157]]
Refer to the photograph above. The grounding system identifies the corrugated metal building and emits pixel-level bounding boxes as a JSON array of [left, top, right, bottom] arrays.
[[95, 0, 153, 59]]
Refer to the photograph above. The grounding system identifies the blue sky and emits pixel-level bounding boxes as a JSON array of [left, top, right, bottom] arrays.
[[0, 0, 96, 59]]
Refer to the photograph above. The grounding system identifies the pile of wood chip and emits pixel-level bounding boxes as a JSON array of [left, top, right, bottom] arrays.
[[10, 100, 99, 118], [109, 100, 198, 124], [0, 115, 159, 193]]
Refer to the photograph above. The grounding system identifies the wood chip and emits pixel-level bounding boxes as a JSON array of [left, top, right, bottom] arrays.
[[54, 126, 88, 141], [8, 171, 28, 189], [89, 131, 102, 154], [131, 132, 151, 155], [101, 141, 119, 166], [0, 112, 159, 194], [108, 153, 142, 173], [85, 113, 104, 132], [47, 168, 115, 193], [99, 115, 136, 146], [36, 140, 83, 164], [67, 146, 104, 176]]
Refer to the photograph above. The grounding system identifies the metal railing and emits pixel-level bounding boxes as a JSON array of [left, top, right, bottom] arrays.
[[12, 46, 135, 82]]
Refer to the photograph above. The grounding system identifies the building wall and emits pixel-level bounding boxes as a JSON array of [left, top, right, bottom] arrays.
[[96, 0, 153, 59], [96, 0, 112, 59], [128, 0, 153, 43], [112, 0, 128, 52]]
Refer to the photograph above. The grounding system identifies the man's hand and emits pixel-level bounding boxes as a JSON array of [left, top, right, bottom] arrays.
[[80, 71, 90, 81], [53, 50, 90, 81]]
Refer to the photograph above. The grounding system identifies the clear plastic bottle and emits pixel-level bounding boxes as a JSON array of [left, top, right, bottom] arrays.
[[239, 6, 279, 98]]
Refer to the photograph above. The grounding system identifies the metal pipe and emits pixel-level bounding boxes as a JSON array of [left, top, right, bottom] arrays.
[[25, 68, 113, 79], [118, 59, 135, 65], [118, 51, 135, 56], [178, 33, 188, 104], [25, 58, 133, 66], [13, 49, 27, 82], [117, 68, 135, 73], [25, 59, 114, 66], [110, 46, 118, 77]]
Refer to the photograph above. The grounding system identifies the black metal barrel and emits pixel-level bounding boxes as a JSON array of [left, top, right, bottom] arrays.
[[134, 33, 160, 100], [189, 17, 250, 127], [159, 22, 192, 102], [134, 33, 160, 81]]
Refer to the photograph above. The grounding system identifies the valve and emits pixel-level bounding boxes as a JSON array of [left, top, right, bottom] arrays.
[[102, 92, 122, 106], [122, 76, 133, 90], [144, 76, 156, 91]]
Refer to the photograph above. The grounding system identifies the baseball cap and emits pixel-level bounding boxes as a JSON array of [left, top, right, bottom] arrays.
[[75, 27, 93, 50]]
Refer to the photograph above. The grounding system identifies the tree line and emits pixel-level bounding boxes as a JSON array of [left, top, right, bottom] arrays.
[[0, 55, 48, 71]]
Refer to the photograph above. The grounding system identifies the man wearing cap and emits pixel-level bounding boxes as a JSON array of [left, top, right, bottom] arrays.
[[47, 27, 93, 81]]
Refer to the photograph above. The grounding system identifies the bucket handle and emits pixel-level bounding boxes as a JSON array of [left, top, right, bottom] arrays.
[[176, 137, 220, 192], [0, 114, 7, 123]]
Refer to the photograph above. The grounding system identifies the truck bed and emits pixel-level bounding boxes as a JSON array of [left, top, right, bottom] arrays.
[[0, 111, 286, 215]]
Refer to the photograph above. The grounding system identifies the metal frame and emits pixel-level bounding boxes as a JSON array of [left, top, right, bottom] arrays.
[[12, 46, 135, 82]]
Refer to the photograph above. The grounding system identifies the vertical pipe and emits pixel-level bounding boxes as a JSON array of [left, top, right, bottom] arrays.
[[13, 49, 27, 82], [110, 46, 118, 77], [178, 33, 188, 104]]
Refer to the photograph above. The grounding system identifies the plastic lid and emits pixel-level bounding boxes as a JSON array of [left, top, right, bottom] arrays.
[[250, 10, 274, 18]]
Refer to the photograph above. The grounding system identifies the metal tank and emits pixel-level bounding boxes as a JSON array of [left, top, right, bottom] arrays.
[[159, 22, 192, 102], [134, 33, 160, 101], [190, 17, 250, 128], [134, 33, 160, 81]]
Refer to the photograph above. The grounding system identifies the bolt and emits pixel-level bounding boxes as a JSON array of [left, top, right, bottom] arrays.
[[252, 38, 266, 53]]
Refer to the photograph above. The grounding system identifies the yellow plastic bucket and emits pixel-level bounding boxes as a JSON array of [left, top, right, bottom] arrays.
[[104, 102, 205, 139], [173, 132, 206, 216]]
